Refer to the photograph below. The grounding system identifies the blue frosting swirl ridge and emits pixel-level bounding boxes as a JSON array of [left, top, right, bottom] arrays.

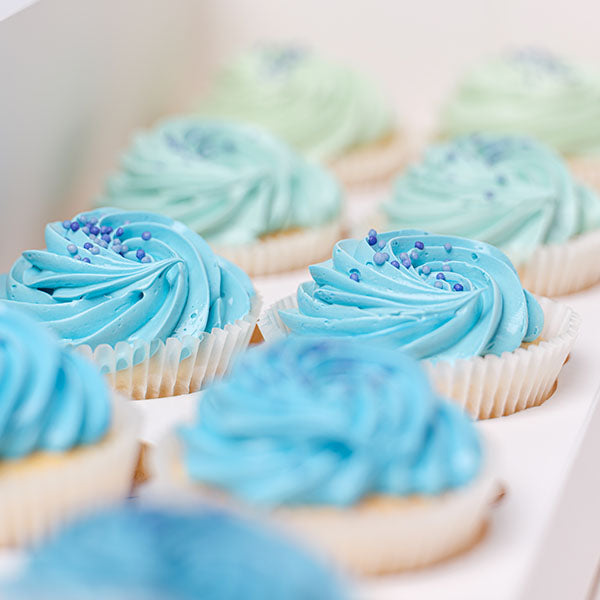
[[280, 230, 544, 361], [7, 506, 347, 600], [0, 304, 111, 459], [180, 336, 482, 506], [0, 208, 255, 349]]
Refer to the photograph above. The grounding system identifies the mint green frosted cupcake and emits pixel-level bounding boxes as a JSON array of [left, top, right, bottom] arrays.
[[201, 45, 409, 188], [101, 118, 344, 276], [440, 48, 600, 193], [383, 134, 600, 296]]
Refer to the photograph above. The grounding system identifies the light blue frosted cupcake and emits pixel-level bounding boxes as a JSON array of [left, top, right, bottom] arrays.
[[258, 230, 579, 418], [157, 336, 496, 574], [0, 304, 139, 547], [5, 505, 347, 599], [0, 208, 261, 399]]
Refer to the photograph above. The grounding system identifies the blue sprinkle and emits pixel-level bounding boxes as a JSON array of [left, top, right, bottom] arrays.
[[453, 283, 464, 291], [443, 264, 452, 272], [83, 242, 93, 250], [434, 280, 444, 288], [373, 252, 386, 266], [390, 260, 400, 269], [115, 227, 124, 237], [399, 252, 409, 261], [401, 258, 411, 268], [112, 239, 121, 246], [349, 272, 360, 282], [415, 241, 424, 250], [368, 229, 377, 238], [410, 250, 419, 260], [82, 257, 91, 263], [140, 256, 151, 263], [78, 215, 88, 225], [101, 234, 111, 243], [70, 222, 80, 232], [367, 235, 377, 246], [444, 242, 452, 252], [74, 255, 82, 261], [436, 273, 446, 280], [98, 240, 108, 249], [377, 240, 386, 250], [66, 244, 77, 255], [88, 217, 98, 225], [141, 231, 152, 241], [136, 248, 146, 260], [422, 265, 431, 275], [100, 225, 113, 235], [120, 244, 129, 255], [62, 220, 71, 229], [82, 226, 90, 234], [89, 225, 100, 236], [90, 246, 100, 255], [382, 252, 390, 261]]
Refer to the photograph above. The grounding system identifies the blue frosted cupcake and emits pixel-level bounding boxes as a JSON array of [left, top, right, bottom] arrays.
[[5, 505, 347, 599], [0, 304, 139, 547], [0, 208, 261, 399], [259, 230, 579, 418], [157, 337, 496, 574], [101, 119, 344, 276]]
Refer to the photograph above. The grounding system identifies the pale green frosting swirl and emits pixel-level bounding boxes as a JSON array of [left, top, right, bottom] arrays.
[[201, 45, 394, 161], [102, 119, 342, 246], [441, 48, 600, 155], [385, 135, 600, 265]]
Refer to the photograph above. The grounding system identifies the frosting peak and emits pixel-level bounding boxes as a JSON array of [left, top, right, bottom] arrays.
[[102, 119, 342, 246], [280, 230, 543, 361], [180, 336, 482, 506], [385, 135, 600, 263], [0, 208, 254, 349], [0, 304, 110, 459], [201, 45, 394, 161]]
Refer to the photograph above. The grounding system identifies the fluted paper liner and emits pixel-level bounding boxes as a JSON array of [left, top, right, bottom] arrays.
[[152, 434, 496, 575], [329, 131, 410, 191], [517, 228, 600, 296], [0, 398, 139, 547], [258, 295, 579, 419], [216, 220, 344, 277], [76, 294, 262, 400]]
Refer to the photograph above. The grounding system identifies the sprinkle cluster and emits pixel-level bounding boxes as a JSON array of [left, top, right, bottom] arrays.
[[351, 229, 465, 292], [61, 215, 152, 265]]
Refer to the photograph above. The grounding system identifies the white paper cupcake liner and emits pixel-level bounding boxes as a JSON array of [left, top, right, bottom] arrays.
[[328, 131, 410, 191], [258, 295, 579, 419], [567, 155, 600, 195], [0, 397, 139, 547], [215, 220, 344, 277], [150, 434, 496, 575], [76, 294, 262, 400], [517, 228, 600, 296]]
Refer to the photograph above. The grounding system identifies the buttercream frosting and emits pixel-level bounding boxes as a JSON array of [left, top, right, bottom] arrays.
[[102, 119, 342, 246], [180, 336, 482, 506], [280, 230, 543, 361], [7, 506, 347, 600], [201, 45, 394, 161], [385, 135, 600, 264], [441, 48, 600, 155], [0, 208, 254, 349], [0, 304, 110, 460]]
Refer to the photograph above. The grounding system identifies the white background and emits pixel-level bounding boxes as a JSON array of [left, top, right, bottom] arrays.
[[1, 0, 600, 270]]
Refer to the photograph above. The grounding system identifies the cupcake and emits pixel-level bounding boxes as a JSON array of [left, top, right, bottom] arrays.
[[0, 208, 261, 399], [101, 118, 343, 276], [6, 505, 347, 599], [258, 230, 580, 419], [156, 337, 496, 574], [440, 48, 600, 193], [0, 304, 139, 547], [201, 45, 409, 189], [383, 134, 600, 296]]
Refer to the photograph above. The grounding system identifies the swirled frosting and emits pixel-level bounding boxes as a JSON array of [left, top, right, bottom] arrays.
[[0, 304, 110, 460], [280, 230, 543, 361], [102, 119, 342, 246], [384, 135, 600, 264], [180, 336, 482, 506], [441, 48, 600, 155], [7, 506, 347, 600], [0, 208, 254, 349], [201, 45, 394, 161]]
